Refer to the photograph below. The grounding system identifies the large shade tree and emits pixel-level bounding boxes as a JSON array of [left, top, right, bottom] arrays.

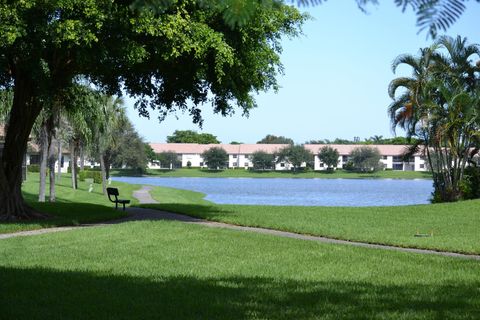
[[0, 1, 305, 220]]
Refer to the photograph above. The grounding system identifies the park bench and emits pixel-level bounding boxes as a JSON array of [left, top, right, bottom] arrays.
[[106, 187, 130, 211]]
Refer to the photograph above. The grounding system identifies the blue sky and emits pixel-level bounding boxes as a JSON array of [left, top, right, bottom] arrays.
[[125, 1, 480, 144]]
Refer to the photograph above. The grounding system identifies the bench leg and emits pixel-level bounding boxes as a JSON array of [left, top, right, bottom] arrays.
[[123, 203, 126, 211], [115, 202, 118, 210]]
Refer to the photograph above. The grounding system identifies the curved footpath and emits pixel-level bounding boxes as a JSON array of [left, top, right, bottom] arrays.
[[1, 185, 479, 261]]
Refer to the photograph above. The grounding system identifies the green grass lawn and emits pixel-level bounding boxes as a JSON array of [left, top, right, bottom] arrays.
[[143, 187, 480, 254], [0, 173, 140, 234], [112, 167, 432, 179], [1, 220, 479, 319]]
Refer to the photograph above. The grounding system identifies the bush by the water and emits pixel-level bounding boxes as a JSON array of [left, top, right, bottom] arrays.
[[461, 166, 480, 200], [78, 170, 102, 184]]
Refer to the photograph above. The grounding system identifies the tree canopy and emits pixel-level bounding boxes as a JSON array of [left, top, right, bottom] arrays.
[[251, 151, 275, 170], [318, 146, 339, 170], [201, 147, 229, 170], [349, 146, 382, 173], [167, 130, 220, 144], [257, 134, 294, 144], [0, 0, 305, 220], [276, 144, 312, 171]]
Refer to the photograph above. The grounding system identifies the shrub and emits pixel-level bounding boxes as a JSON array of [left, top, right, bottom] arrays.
[[461, 166, 480, 200], [251, 151, 275, 170], [28, 164, 40, 172], [78, 170, 102, 184], [349, 146, 382, 172], [201, 147, 228, 170], [318, 146, 339, 170], [343, 161, 355, 171], [276, 145, 313, 172]]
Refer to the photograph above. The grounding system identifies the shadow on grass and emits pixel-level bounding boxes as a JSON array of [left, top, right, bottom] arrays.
[[0, 266, 478, 319], [0, 191, 126, 231]]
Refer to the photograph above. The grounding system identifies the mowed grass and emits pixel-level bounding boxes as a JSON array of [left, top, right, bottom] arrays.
[[112, 167, 432, 179], [0, 173, 140, 234], [142, 187, 480, 254], [0, 220, 479, 319]]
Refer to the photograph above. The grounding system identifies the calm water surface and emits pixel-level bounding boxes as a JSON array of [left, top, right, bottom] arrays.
[[113, 177, 433, 207]]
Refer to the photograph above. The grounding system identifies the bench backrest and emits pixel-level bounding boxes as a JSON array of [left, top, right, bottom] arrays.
[[106, 187, 119, 202]]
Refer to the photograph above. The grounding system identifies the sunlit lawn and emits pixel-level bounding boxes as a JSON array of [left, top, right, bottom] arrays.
[[143, 187, 480, 254], [1, 220, 479, 319]]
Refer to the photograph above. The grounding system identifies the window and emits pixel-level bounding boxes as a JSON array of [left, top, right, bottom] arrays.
[[29, 154, 40, 165], [393, 163, 403, 170], [320, 163, 324, 167], [280, 163, 285, 167], [382, 156, 388, 160], [232, 163, 237, 167], [420, 164, 425, 169], [199, 162, 204, 166], [342, 155, 348, 162], [233, 154, 237, 159], [244, 162, 249, 167]]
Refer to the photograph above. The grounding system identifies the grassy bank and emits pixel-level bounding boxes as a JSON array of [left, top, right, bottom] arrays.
[[0, 173, 140, 234], [112, 168, 432, 179], [1, 220, 479, 319], [143, 187, 480, 254]]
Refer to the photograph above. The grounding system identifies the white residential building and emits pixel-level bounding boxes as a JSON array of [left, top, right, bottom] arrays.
[[150, 143, 429, 171], [304, 144, 427, 171]]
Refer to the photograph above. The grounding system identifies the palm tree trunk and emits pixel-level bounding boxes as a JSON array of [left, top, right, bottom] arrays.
[[70, 141, 77, 190], [79, 142, 85, 171], [38, 123, 48, 202], [99, 152, 107, 195], [57, 140, 62, 180], [48, 137, 56, 202]]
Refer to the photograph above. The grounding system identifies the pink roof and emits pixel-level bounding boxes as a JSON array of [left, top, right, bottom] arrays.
[[238, 144, 289, 154], [304, 144, 419, 156]]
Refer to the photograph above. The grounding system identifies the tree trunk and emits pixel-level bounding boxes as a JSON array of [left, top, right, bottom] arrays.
[[104, 151, 111, 180], [46, 114, 56, 202], [57, 140, 62, 180], [0, 75, 48, 220], [99, 152, 107, 195], [38, 123, 48, 202], [48, 139, 56, 202], [79, 142, 85, 171], [70, 141, 77, 190]]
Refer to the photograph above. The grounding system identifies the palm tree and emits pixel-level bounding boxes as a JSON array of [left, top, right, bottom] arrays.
[[92, 95, 127, 195], [388, 36, 480, 201]]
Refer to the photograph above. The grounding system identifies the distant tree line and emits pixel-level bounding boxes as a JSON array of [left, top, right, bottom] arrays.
[[164, 132, 419, 146]]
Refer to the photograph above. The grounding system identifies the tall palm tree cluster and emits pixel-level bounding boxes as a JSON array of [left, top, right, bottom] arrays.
[[14, 84, 142, 203], [389, 35, 480, 202]]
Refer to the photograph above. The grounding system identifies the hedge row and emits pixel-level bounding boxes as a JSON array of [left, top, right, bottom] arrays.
[[78, 170, 102, 184]]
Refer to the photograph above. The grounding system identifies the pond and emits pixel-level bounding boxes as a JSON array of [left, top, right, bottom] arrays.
[[112, 177, 433, 207]]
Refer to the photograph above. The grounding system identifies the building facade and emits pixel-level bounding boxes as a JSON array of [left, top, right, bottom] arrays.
[[150, 143, 428, 171]]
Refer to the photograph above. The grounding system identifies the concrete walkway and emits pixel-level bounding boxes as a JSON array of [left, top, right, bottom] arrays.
[[1, 186, 479, 261], [133, 186, 159, 204]]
